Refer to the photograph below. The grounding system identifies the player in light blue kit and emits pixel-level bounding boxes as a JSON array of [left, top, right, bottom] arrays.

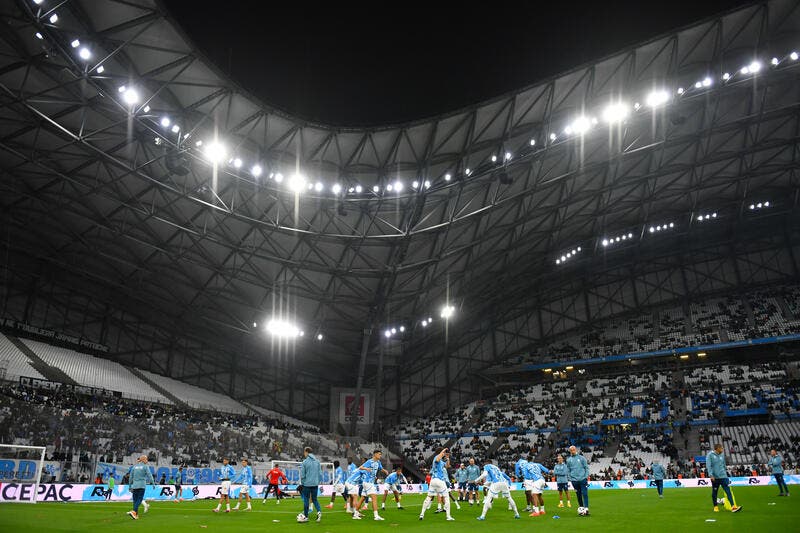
[[768, 449, 790, 496], [475, 460, 520, 520], [356, 450, 389, 521], [651, 461, 666, 498], [326, 460, 346, 509], [214, 457, 236, 513], [232, 459, 253, 511], [526, 460, 550, 516], [553, 455, 571, 508], [381, 465, 408, 510], [345, 467, 366, 519], [465, 458, 481, 505], [125, 455, 155, 520], [419, 447, 455, 521], [514, 457, 532, 512]]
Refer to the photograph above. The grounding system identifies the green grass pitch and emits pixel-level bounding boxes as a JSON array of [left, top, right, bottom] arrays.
[[0, 488, 796, 532]]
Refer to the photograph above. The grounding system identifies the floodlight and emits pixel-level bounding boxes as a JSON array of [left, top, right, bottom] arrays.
[[424, 180, 431, 189], [505, 152, 511, 160], [722, 72, 730, 80], [649, 226, 655, 233], [422, 320, 428, 327], [791, 52, 798, 61], [602, 239, 608, 246], [491, 155, 497, 162], [412, 181, 419, 188], [530, 139, 536, 146], [49, 13, 58, 23], [122, 87, 139, 105], [577, 246, 582, 251], [386, 184, 393, 192], [749, 61, 762, 73], [550, 133, 557, 141], [78, 47, 91, 60], [384, 330, 391, 338], [646, 90, 670, 107], [251, 164, 262, 177], [394, 181, 403, 192], [749, 204, 755, 209], [428, 317, 432, 322], [315, 182, 323, 192], [373, 185, 380, 192], [602, 102, 630, 124], [694, 81, 702, 89], [332, 183, 341, 194], [445, 173, 452, 181], [764, 201, 769, 207], [355, 185, 362, 193], [556, 259, 561, 264], [677, 87, 685, 95], [391, 327, 396, 334], [465, 168, 471, 175], [266, 319, 302, 338], [348, 187, 354, 193], [160, 117, 171, 127], [71, 39, 80, 48], [400, 326, 405, 332], [35, 32, 43, 39], [440, 305, 455, 319], [171, 124, 180, 134], [195, 140, 203, 147], [741, 66, 750, 75], [771, 57, 779, 66], [289, 174, 306, 192], [203, 141, 227, 163]]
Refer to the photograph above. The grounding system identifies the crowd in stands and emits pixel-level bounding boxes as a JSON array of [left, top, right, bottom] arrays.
[[502, 285, 800, 367], [0, 382, 353, 482]]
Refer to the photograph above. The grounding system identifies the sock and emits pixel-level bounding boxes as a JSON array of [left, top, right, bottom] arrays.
[[444, 495, 452, 518], [480, 494, 493, 518], [397, 502, 401, 508], [247, 502, 251, 509], [540, 505, 545, 512], [508, 496, 518, 514], [226, 504, 230, 511], [215, 504, 220, 511], [374, 510, 379, 518], [420, 497, 432, 517]]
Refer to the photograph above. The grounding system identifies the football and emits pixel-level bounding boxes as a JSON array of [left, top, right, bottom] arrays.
[[296, 513, 307, 522], [578, 507, 588, 516]]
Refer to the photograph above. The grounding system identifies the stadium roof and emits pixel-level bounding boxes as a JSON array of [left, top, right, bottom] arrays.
[[1, 0, 799, 426]]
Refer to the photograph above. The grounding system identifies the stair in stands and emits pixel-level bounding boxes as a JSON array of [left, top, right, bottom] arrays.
[[6, 335, 78, 385], [127, 367, 190, 408]]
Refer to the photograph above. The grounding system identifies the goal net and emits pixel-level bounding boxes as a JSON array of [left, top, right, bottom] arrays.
[[0, 444, 46, 504], [269, 460, 335, 486]]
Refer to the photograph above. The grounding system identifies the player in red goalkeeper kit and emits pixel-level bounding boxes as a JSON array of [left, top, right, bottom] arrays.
[[263, 466, 288, 504]]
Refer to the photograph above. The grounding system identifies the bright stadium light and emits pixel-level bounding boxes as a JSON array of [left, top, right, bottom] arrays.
[[424, 180, 431, 189], [505, 152, 512, 160], [445, 173, 452, 181], [791, 52, 799, 61], [160, 117, 171, 128], [491, 155, 497, 162], [530, 139, 536, 146], [317, 333, 323, 341], [722, 72, 731, 80], [96, 65, 105, 73], [71, 39, 80, 48], [35, 32, 43, 39], [251, 164, 262, 177], [771, 57, 779, 66], [440, 305, 455, 319], [550, 133, 557, 141], [646, 90, 670, 108], [203, 141, 227, 163], [266, 319, 302, 338], [400, 326, 405, 332], [122, 87, 139, 106], [384, 330, 392, 338], [373, 185, 380, 193], [677, 87, 685, 95], [171, 124, 181, 134], [412, 180, 419, 189], [314, 182, 323, 191], [332, 183, 342, 194], [355, 185, 363, 193], [394, 181, 403, 192], [749, 60, 762, 73], [465, 168, 471, 176], [289, 173, 306, 192], [386, 184, 393, 192], [78, 47, 91, 60], [421, 320, 428, 327], [49, 13, 58, 23], [391, 328, 396, 334], [602, 102, 630, 124]]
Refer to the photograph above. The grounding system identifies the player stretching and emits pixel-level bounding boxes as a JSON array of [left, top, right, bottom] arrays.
[[232, 459, 253, 511], [465, 458, 481, 505], [475, 460, 520, 520], [355, 449, 388, 520], [213, 458, 236, 513], [553, 455, 571, 508], [126, 455, 155, 520], [263, 464, 287, 504], [525, 459, 550, 516], [419, 448, 455, 521], [382, 465, 408, 510], [326, 460, 346, 509], [707, 443, 742, 513], [344, 462, 365, 519]]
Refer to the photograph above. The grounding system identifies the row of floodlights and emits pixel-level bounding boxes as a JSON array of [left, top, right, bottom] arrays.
[[38, 8, 800, 200], [384, 305, 456, 338], [562, 202, 770, 264]]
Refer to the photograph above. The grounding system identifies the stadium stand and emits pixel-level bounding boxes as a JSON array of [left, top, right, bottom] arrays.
[[0, 334, 44, 382]]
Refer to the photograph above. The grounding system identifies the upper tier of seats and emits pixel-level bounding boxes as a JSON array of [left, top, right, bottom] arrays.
[[136, 368, 246, 414], [0, 334, 44, 381]]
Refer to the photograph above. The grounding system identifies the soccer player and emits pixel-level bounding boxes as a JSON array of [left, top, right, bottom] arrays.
[[465, 458, 481, 505], [475, 460, 520, 521], [298, 447, 323, 523], [514, 456, 532, 511], [344, 462, 365, 519], [263, 464, 287, 504], [651, 461, 665, 498], [706, 443, 742, 513], [326, 460, 346, 509], [553, 455, 571, 508], [214, 457, 236, 513], [525, 460, 550, 516], [173, 466, 184, 502], [768, 449, 790, 496], [419, 447, 455, 521], [382, 465, 408, 509], [567, 445, 590, 516], [455, 463, 468, 501], [126, 455, 155, 520], [355, 449, 388, 520], [232, 459, 253, 511]]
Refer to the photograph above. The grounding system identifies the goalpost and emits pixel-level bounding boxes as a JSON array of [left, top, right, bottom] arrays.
[[269, 460, 335, 492], [0, 444, 47, 504]]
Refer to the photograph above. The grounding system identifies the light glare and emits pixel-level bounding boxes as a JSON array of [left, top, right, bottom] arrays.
[[122, 88, 139, 105], [646, 90, 670, 107], [602, 102, 630, 124]]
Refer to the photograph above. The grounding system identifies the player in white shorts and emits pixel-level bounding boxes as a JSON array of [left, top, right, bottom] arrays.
[[525, 460, 550, 516], [381, 466, 408, 510], [327, 460, 346, 509], [419, 448, 455, 521], [213, 458, 236, 513], [475, 461, 520, 520]]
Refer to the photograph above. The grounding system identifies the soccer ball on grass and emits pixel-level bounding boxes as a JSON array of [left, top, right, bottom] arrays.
[[578, 507, 589, 516], [296, 513, 308, 522]]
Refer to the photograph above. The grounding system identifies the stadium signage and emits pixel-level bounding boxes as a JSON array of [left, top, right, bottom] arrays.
[[0, 318, 109, 352], [2, 476, 797, 502]]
